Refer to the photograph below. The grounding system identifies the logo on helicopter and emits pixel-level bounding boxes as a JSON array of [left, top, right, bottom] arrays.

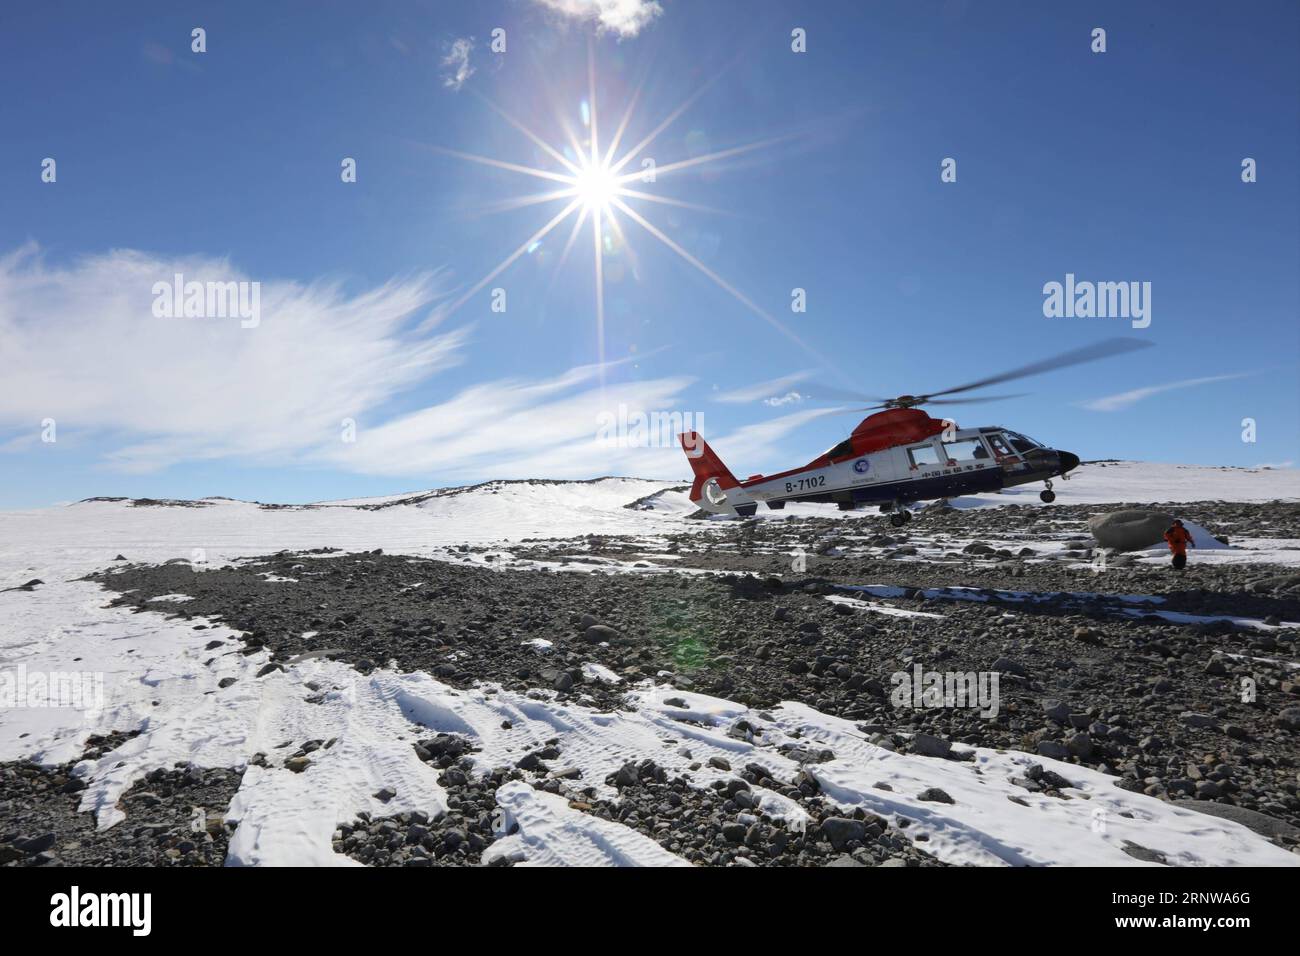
[[853, 459, 870, 474]]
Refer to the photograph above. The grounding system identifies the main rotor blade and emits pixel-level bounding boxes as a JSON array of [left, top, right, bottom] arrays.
[[924, 393, 1028, 406], [922, 337, 1153, 400], [803, 385, 891, 404], [812, 394, 1026, 417], [795, 405, 884, 423]]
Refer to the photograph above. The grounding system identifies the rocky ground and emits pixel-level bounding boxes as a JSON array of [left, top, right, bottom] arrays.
[[4, 499, 1299, 866], [338, 737, 948, 867], [0, 731, 242, 867], [568, 757, 949, 867], [335, 741, 507, 867]]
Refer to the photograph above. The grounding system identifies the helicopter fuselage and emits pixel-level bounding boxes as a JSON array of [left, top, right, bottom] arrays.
[[683, 409, 1080, 517]]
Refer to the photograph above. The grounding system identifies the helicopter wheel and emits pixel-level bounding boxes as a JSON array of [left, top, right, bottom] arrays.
[[1040, 489, 1056, 503], [888, 508, 911, 527]]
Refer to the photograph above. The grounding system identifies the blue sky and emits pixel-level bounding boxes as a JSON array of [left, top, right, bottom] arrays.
[[1, 0, 1297, 508]]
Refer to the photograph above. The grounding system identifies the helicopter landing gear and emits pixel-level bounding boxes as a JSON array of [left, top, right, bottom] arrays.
[[888, 507, 912, 528], [1040, 480, 1056, 504]]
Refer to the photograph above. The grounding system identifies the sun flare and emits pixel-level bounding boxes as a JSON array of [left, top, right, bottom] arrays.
[[429, 42, 838, 381], [572, 159, 620, 211]]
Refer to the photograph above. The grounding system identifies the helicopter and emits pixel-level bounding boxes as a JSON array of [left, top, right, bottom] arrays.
[[679, 338, 1152, 526]]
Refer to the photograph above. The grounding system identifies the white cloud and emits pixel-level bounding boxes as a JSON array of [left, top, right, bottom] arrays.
[[441, 37, 475, 91], [714, 370, 814, 404], [763, 391, 805, 408], [530, 0, 664, 38], [1080, 371, 1256, 412], [0, 243, 466, 473], [0, 243, 838, 487], [0, 433, 38, 454], [703, 406, 846, 475], [317, 362, 696, 480], [0, 244, 712, 482]]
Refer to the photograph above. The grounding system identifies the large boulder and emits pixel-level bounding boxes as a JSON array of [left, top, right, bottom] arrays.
[[1181, 802, 1300, 842], [1088, 509, 1174, 551]]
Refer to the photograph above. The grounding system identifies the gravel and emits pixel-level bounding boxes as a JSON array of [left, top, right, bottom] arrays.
[[0, 732, 242, 867]]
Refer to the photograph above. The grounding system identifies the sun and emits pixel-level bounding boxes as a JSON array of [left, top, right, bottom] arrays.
[[572, 158, 620, 211], [426, 41, 840, 381]]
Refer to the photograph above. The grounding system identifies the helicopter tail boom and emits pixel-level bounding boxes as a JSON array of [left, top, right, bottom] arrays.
[[680, 431, 744, 512]]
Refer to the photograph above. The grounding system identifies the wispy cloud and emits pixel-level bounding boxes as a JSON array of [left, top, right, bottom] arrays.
[[707, 406, 846, 472], [318, 363, 695, 480], [0, 242, 842, 486], [441, 37, 475, 91], [764, 391, 805, 408], [715, 370, 814, 404], [530, 0, 664, 38], [0, 243, 466, 473], [1080, 371, 1257, 412], [0, 243, 715, 482]]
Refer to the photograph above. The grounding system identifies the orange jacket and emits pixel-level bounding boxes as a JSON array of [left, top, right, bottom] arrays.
[[1164, 525, 1195, 553]]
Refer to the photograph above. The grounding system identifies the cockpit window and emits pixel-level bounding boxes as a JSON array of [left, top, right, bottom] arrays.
[[986, 433, 1013, 457], [1004, 431, 1039, 454]]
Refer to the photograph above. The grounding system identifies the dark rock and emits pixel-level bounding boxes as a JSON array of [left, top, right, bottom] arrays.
[[910, 733, 952, 759], [917, 788, 954, 804], [821, 817, 867, 851], [583, 624, 620, 645]]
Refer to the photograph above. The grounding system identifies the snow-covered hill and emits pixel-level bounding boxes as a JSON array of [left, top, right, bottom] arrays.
[[0, 478, 687, 587], [2, 463, 1295, 586]]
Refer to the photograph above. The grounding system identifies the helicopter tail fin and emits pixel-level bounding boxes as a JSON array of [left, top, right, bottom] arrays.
[[680, 432, 740, 510]]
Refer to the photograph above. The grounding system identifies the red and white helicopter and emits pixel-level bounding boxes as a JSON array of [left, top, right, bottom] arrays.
[[679, 338, 1151, 526]]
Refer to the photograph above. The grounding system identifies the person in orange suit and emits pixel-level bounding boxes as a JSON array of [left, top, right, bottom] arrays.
[[1164, 519, 1195, 570]]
